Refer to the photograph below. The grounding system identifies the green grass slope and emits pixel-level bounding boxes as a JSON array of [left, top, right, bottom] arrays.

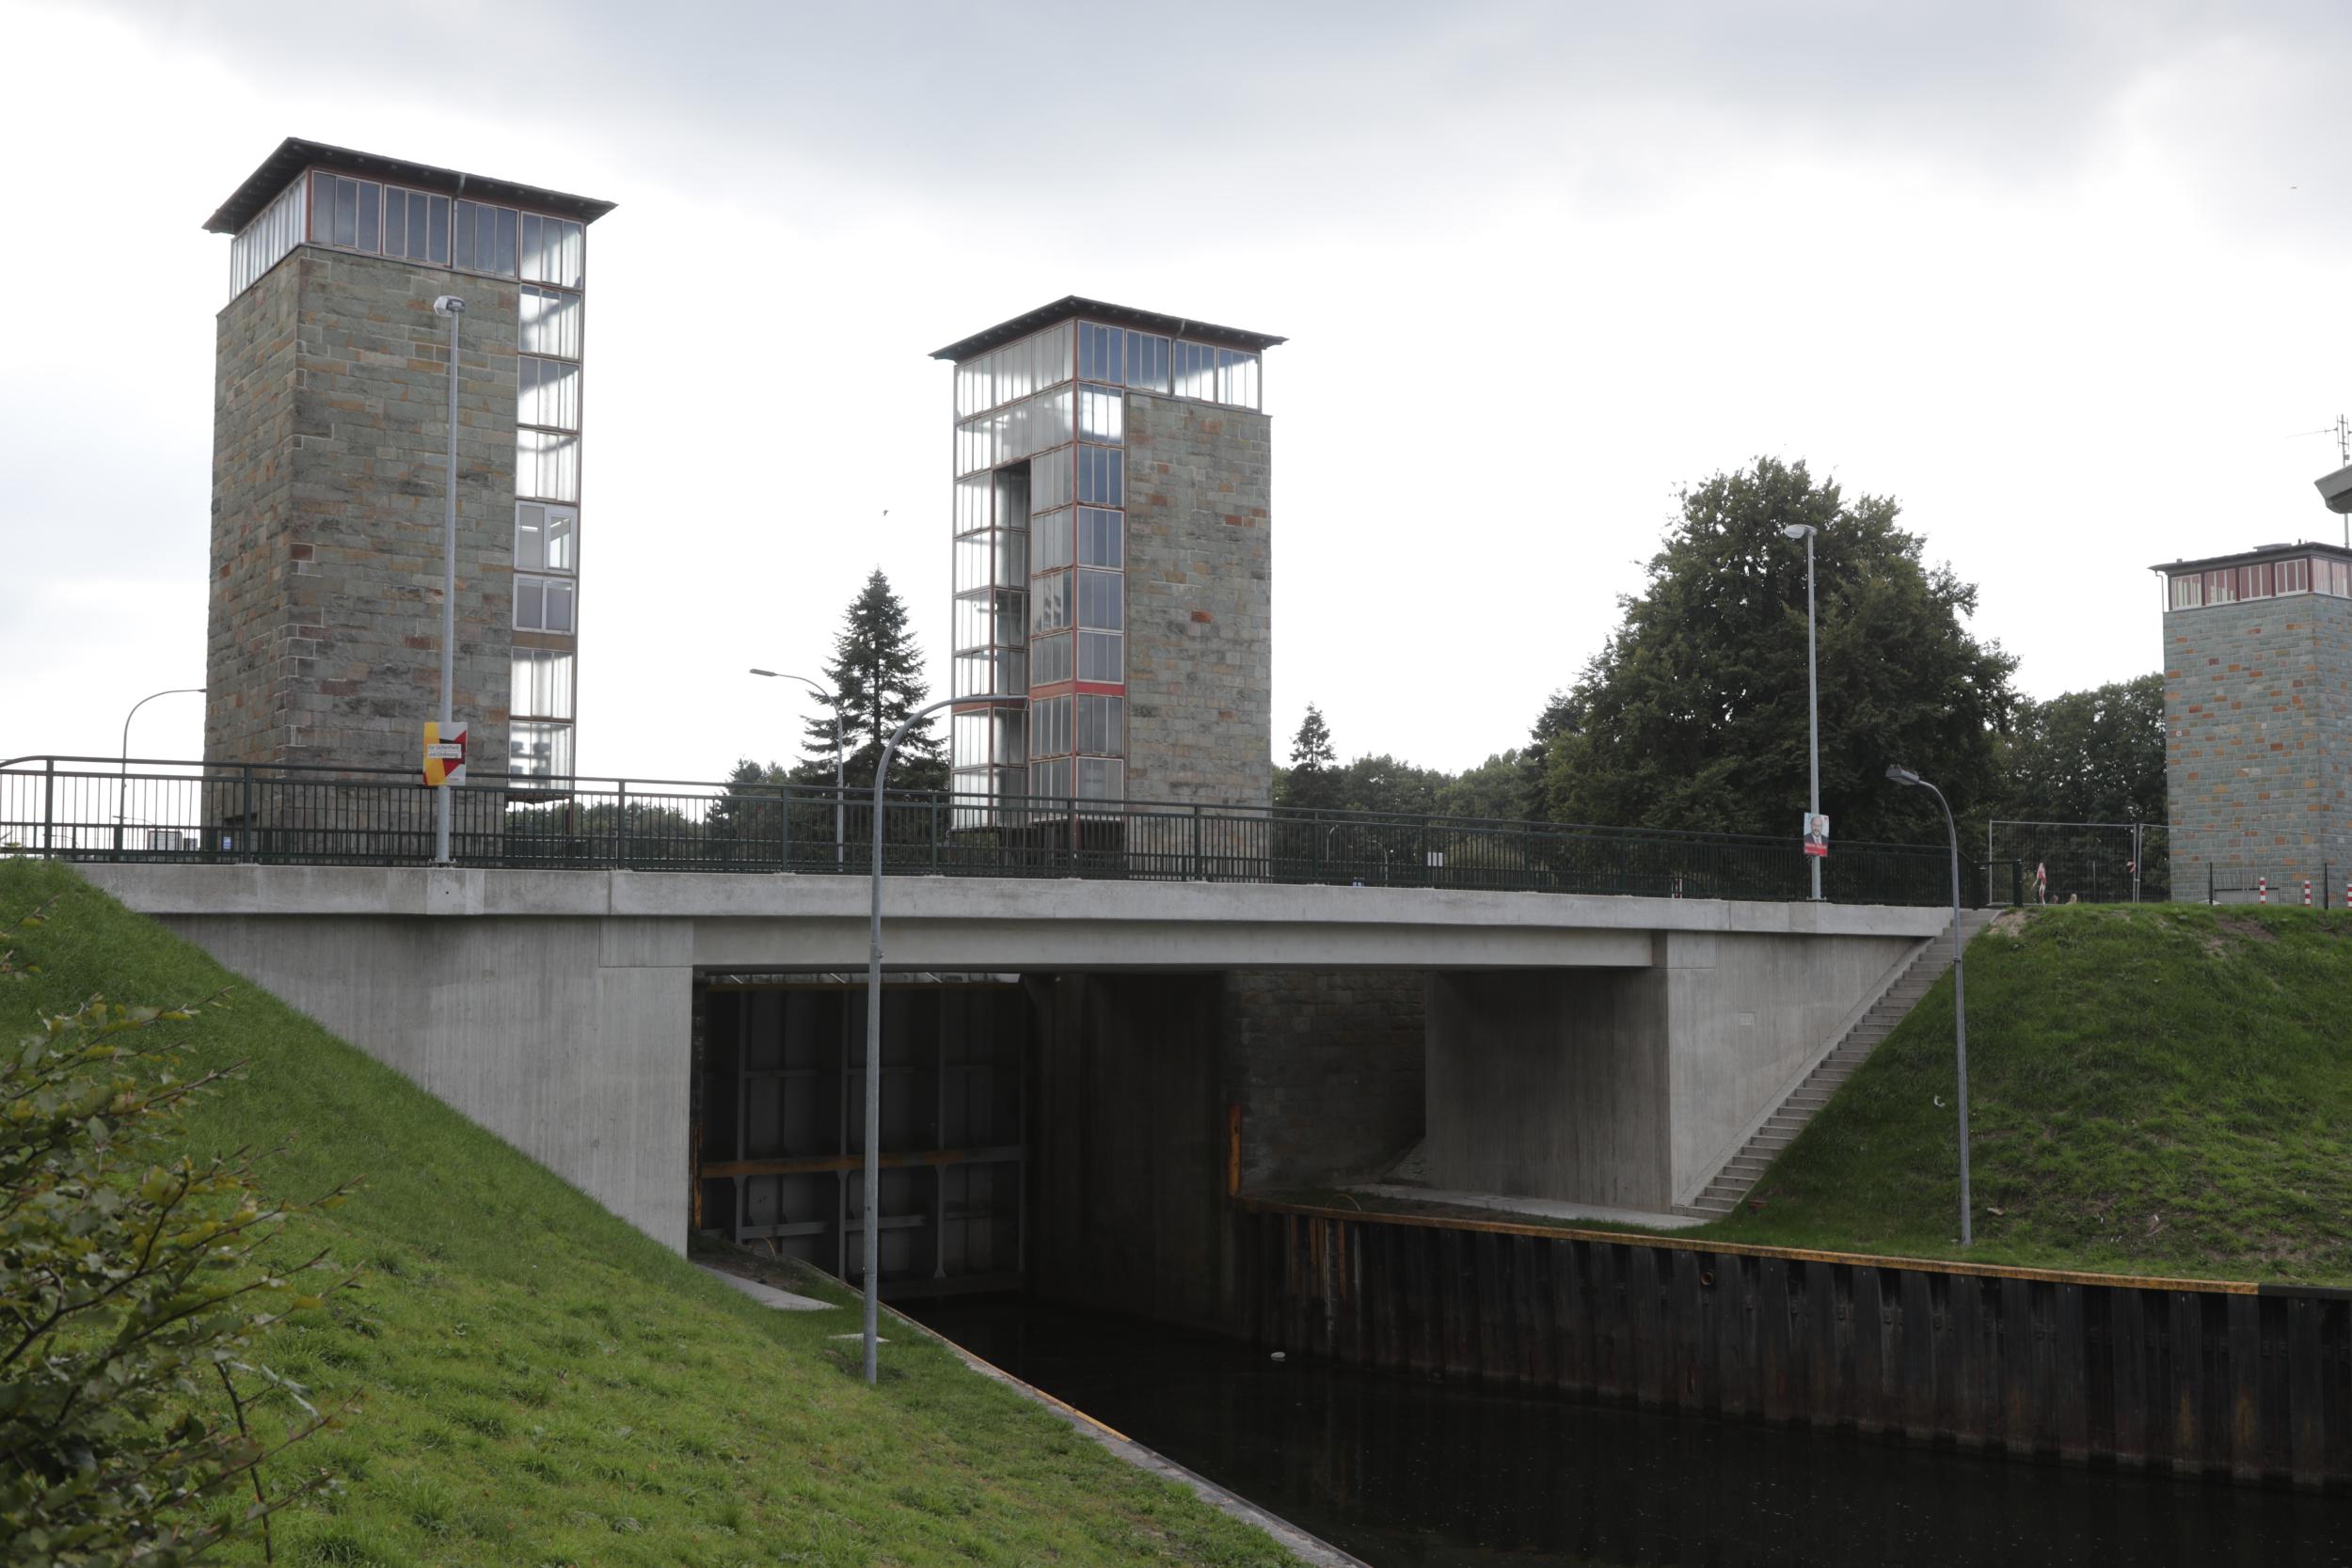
[[0, 861, 1294, 1568], [1703, 904, 2352, 1283]]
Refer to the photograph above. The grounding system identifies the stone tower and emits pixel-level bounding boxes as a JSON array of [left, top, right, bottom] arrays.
[[933, 298, 1281, 814], [2155, 542, 2352, 896], [202, 138, 612, 789]]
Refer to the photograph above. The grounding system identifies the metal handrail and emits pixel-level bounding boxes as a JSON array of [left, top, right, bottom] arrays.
[[0, 753, 1970, 907]]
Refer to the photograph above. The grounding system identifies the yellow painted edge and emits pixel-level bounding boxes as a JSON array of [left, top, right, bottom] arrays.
[[1237, 1197, 2260, 1296]]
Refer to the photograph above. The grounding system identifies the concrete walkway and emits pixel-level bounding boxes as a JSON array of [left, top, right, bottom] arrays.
[[697, 1263, 839, 1311], [1350, 1184, 1708, 1231]]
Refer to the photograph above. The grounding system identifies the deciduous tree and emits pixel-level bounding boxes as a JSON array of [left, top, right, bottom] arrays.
[[1538, 458, 2016, 845]]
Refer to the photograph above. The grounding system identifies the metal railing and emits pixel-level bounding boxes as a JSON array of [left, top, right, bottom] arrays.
[[0, 756, 1976, 907]]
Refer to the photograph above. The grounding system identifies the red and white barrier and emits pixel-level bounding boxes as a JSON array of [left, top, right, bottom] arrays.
[[2305, 880, 2313, 907], [2259, 878, 2269, 905]]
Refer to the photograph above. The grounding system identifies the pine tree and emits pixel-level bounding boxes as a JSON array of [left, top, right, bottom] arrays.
[[804, 569, 946, 792], [1279, 704, 1343, 811], [1290, 704, 1336, 771]]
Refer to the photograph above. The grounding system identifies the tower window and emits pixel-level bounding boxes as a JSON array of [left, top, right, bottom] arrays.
[[520, 286, 583, 358], [515, 504, 577, 574], [382, 185, 450, 264], [453, 199, 519, 277], [516, 576, 577, 633]]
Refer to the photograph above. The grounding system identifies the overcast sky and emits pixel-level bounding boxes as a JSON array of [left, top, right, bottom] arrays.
[[7, 0, 2351, 781]]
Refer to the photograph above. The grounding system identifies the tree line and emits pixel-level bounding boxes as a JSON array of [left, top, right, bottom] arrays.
[[1279, 458, 2164, 851]]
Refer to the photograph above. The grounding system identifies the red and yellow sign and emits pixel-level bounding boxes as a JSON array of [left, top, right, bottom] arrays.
[[422, 721, 468, 787]]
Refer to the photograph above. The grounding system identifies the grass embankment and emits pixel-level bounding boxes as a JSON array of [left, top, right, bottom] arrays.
[[1, 860, 1294, 1568], [1702, 903, 2352, 1283]]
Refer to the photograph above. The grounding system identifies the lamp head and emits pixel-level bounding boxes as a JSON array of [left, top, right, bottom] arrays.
[[432, 294, 467, 316], [1885, 764, 1922, 786], [749, 668, 776, 677], [1781, 523, 1815, 541]]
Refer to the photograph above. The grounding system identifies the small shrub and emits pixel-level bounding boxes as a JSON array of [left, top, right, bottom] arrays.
[[0, 896, 358, 1565]]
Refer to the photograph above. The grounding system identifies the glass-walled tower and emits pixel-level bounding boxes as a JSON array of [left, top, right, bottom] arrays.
[[203, 138, 612, 787], [934, 298, 1283, 817]]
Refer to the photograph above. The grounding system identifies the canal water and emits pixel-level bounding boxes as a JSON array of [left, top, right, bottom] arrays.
[[907, 1295, 2352, 1568]]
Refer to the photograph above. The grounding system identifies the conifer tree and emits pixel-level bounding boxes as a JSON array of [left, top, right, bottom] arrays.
[[804, 569, 946, 792], [1279, 703, 1343, 811]]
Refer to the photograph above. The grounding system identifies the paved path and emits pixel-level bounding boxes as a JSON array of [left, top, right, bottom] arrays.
[[1351, 1184, 1708, 1231], [697, 1263, 839, 1311]]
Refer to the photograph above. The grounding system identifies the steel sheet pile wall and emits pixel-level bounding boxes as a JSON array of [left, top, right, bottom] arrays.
[[1244, 1204, 2352, 1487]]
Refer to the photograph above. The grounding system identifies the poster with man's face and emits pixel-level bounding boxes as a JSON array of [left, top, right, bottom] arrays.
[[1802, 812, 1830, 857]]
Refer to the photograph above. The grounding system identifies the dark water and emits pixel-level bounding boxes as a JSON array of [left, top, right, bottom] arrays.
[[906, 1295, 2352, 1568]]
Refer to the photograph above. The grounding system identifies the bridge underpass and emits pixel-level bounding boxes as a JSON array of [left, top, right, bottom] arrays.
[[77, 863, 1946, 1329]]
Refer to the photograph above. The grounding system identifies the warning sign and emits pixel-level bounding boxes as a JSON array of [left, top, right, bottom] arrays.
[[422, 720, 468, 787]]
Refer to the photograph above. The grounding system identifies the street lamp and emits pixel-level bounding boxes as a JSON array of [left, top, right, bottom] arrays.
[[1783, 522, 1823, 900], [749, 669, 846, 866], [432, 293, 467, 866], [858, 690, 1015, 1385], [117, 686, 203, 858], [1885, 763, 1974, 1247]]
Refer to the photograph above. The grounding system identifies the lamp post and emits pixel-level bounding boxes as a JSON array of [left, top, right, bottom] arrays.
[[750, 669, 846, 865], [117, 687, 203, 858], [431, 293, 467, 866], [860, 690, 1013, 1385], [1783, 522, 1823, 900], [1885, 763, 1973, 1246]]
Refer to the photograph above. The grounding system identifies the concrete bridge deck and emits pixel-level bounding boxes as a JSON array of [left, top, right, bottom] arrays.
[[75, 863, 1952, 1257], [78, 863, 1947, 971]]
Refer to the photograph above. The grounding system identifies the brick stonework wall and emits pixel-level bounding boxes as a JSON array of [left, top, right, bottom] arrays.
[[206, 261, 302, 762], [207, 245, 519, 776], [1121, 391, 1272, 807], [2164, 593, 2352, 889], [1222, 970, 1426, 1189]]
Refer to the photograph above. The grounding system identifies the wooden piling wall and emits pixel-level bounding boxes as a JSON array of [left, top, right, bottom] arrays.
[[1241, 1201, 2352, 1487]]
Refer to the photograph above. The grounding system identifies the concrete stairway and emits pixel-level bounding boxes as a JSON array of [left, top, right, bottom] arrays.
[[1677, 909, 2000, 1220]]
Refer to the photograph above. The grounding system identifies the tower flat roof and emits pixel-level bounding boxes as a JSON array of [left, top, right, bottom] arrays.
[[2150, 541, 2352, 575], [930, 295, 1286, 362], [203, 136, 617, 235]]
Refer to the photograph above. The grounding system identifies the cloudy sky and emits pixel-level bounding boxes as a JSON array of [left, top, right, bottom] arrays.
[[5, 0, 2349, 782]]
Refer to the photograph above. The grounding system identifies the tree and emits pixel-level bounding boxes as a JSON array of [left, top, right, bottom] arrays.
[[1517, 692, 1574, 820], [806, 569, 946, 794], [1279, 705, 1343, 811], [1438, 751, 1526, 822], [1329, 753, 1451, 817], [1996, 673, 2165, 826], [1538, 458, 2016, 845], [1, 897, 350, 1563]]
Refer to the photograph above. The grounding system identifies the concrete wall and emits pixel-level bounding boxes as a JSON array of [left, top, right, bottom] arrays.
[[1426, 969, 1673, 1211], [151, 909, 690, 1248], [2163, 592, 2352, 889], [1426, 928, 1918, 1213], [208, 245, 520, 776], [1659, 929, 1916, 1196], [1223, 969, 1426, 1190], [1122, 390, 1273, 808]]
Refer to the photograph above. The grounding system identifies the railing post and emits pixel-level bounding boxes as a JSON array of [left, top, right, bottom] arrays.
[[1192, 803, 1203, 882], [41, 758, 55, 855], [780, 779, 794, 872], [931, 795, 942, 873], [240, 766, 255, 863], [614, 781, 628, 870]]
